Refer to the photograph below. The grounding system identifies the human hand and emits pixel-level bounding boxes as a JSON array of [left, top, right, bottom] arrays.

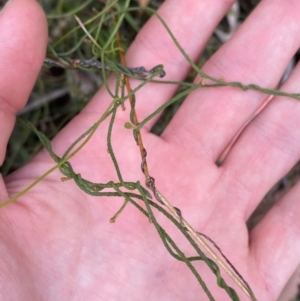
[[1, 0, 300, 300]]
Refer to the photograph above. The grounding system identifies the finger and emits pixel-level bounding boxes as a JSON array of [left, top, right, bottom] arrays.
[[164, 0, 300, 158], [215, 59, 300, 219], [0, 0, 48, 164], [78, 0, 236, 131], [249, 182, 300, 300]]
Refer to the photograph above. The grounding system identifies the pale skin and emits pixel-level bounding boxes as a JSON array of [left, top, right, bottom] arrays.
[[1, 0, 300, 300]]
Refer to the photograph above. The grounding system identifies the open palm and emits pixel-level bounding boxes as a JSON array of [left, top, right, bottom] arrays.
[[1, 0, 300, 300]]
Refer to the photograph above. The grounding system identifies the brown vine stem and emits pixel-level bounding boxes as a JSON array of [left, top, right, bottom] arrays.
[[115, 23, 151, 183], [113, 14, 256, 301], [112, 10, 256, 301]]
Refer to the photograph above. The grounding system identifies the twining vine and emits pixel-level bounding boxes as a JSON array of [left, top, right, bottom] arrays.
[[3, 1, 300, 300]]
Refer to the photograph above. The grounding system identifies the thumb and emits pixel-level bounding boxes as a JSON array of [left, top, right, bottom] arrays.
[[0, 0, 48, 165]]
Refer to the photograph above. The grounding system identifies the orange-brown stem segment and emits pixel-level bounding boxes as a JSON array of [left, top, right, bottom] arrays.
[[115, 28, 151, 183]]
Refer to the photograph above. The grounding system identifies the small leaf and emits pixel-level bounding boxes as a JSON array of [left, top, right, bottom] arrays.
[[124, 122, 135, 129]]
